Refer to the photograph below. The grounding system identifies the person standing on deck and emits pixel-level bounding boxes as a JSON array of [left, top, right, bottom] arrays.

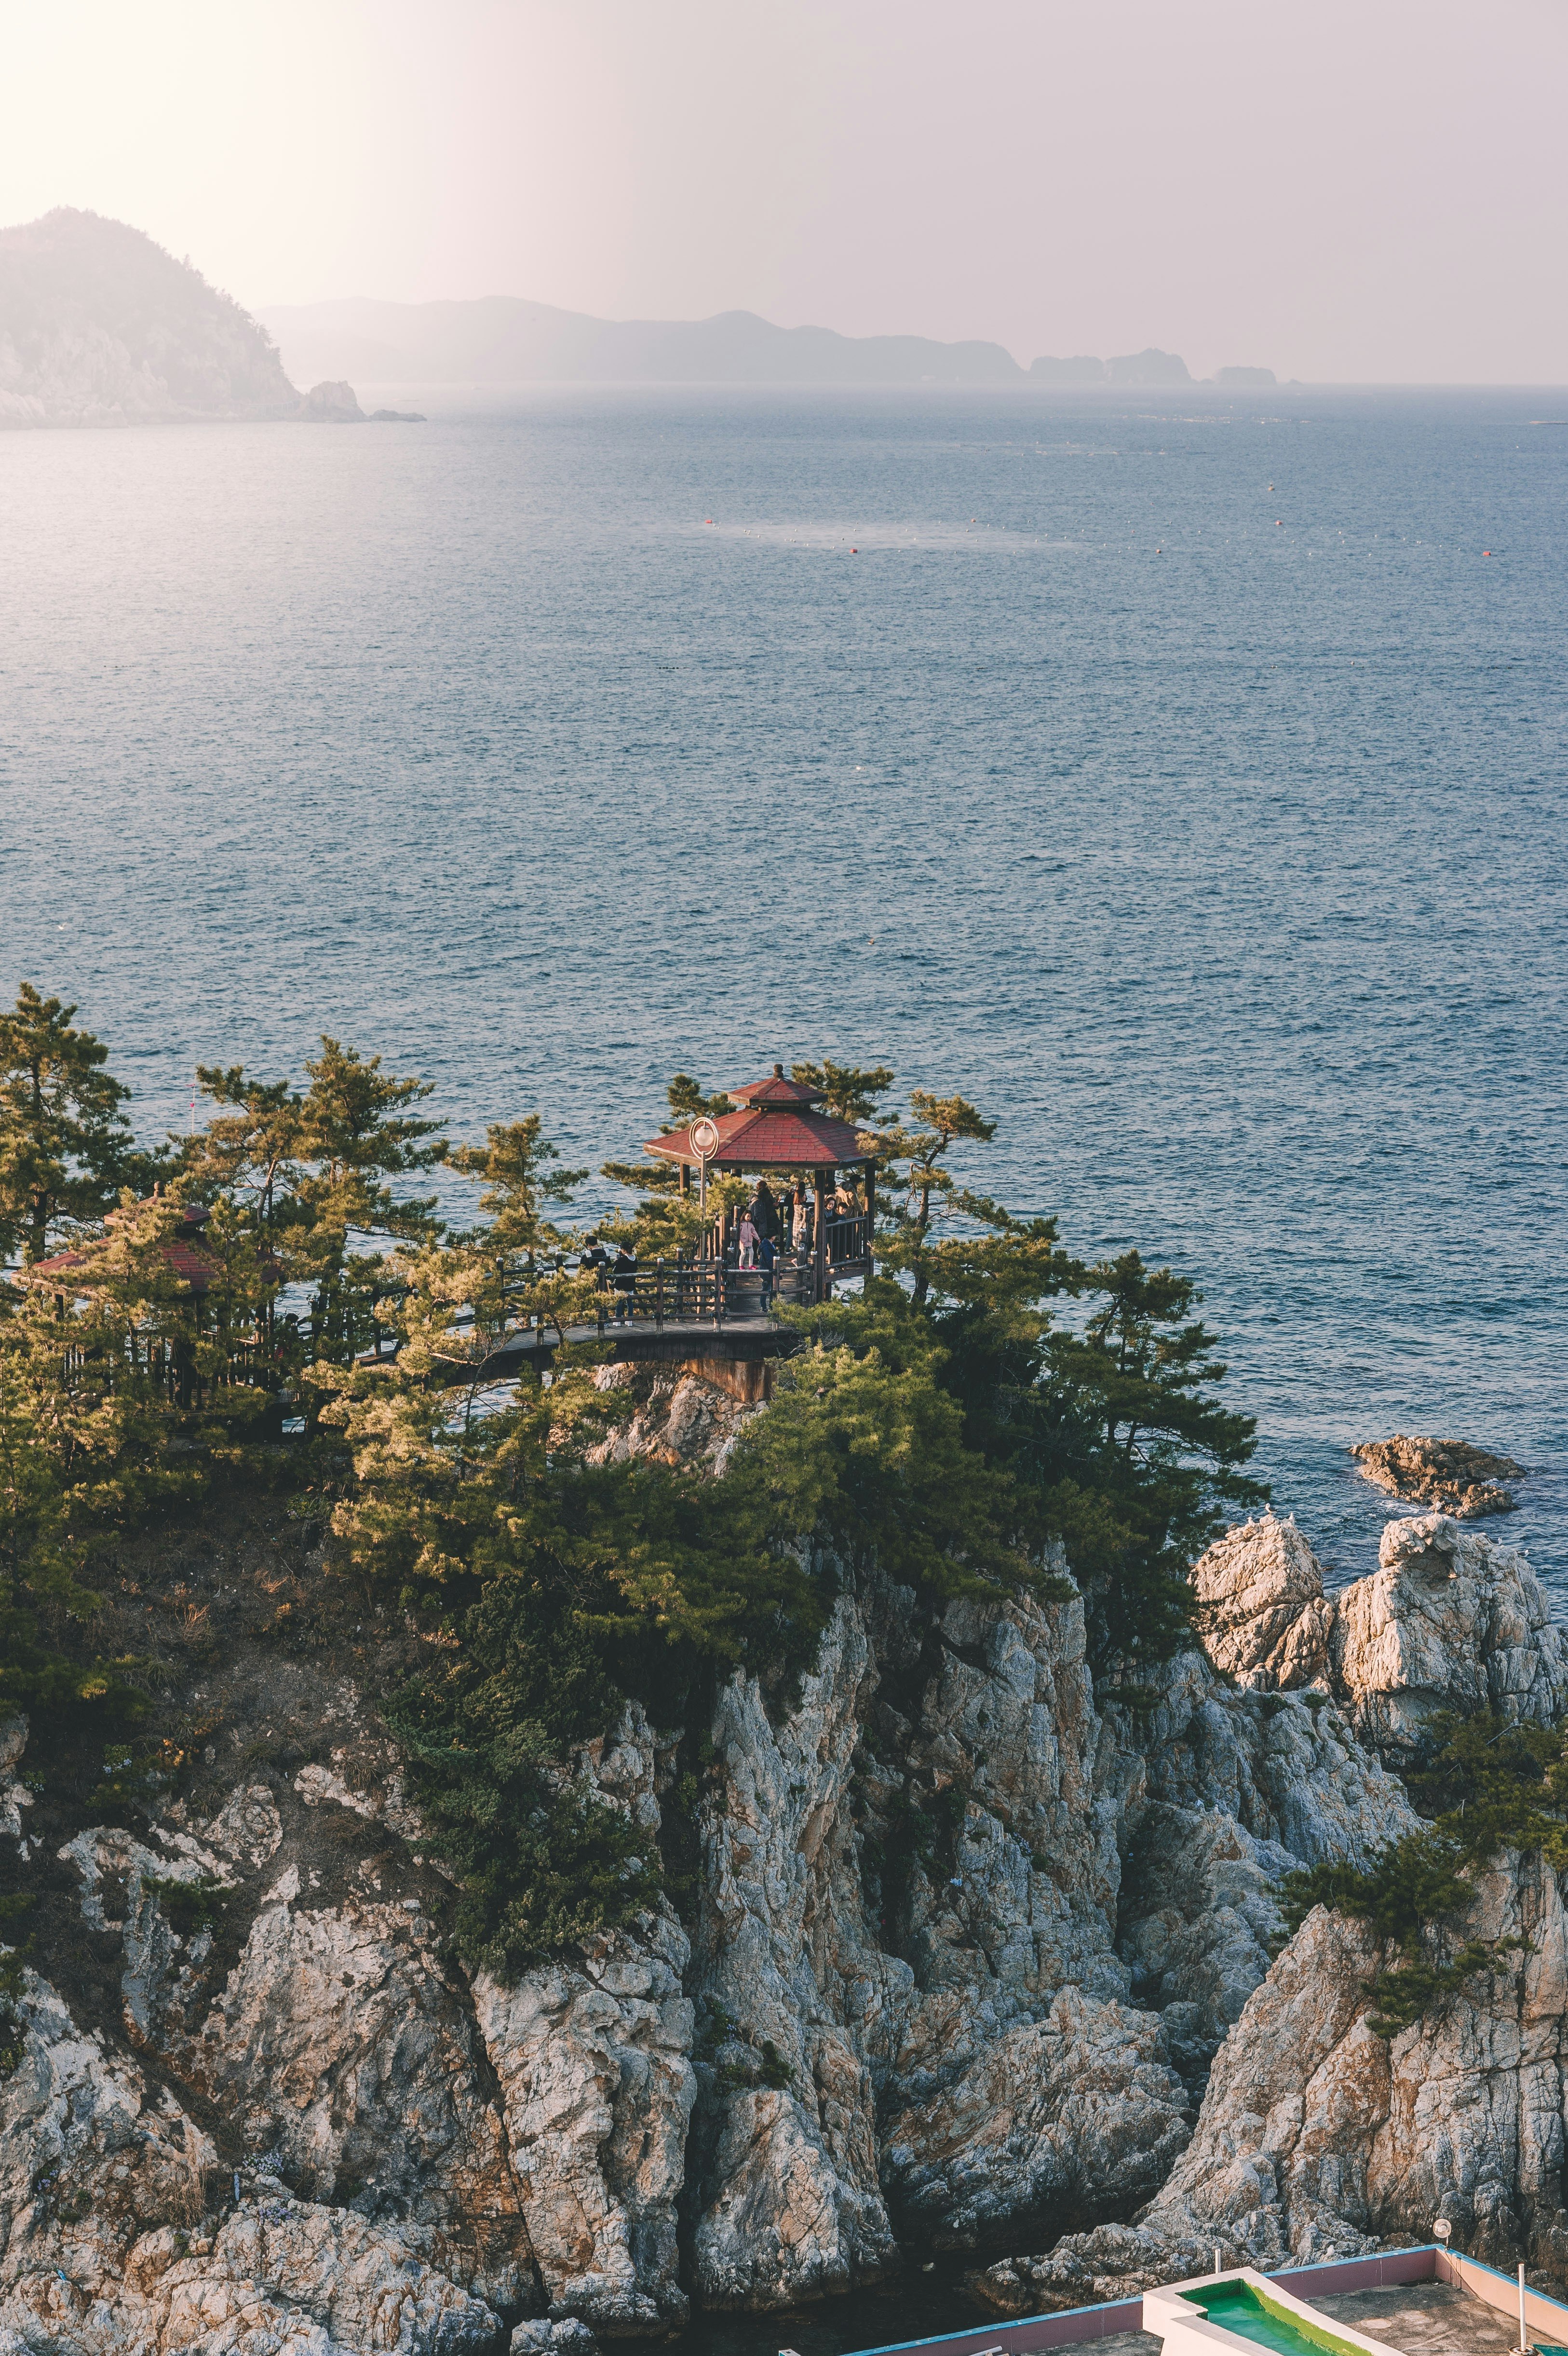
[[791, 1188, 809, 1256], [612, 1240, 637, 1318], [737, 1210, 759, 1269], [757, 1227, 776, 1309], [752, 1178, 779, 1244]]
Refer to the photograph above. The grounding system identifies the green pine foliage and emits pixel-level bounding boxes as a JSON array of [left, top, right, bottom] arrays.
[[0, 984, 141, 1264], [3, 997, 1272, 1981]]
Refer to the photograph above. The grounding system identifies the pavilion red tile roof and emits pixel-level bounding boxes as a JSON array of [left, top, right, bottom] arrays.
[[22, 1203, 217, 1293], [645, 1102, 869, 1170], [728, 1069, 826, 1107]]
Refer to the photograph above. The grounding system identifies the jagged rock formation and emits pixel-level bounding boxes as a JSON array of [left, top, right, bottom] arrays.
[[0, 208, 297, 427], [2, 1410, 1561, 2349], [977, 1845, 1568, 2310], [1352, 1435, 1524, 1519], [586, 1364, 760, 1473], [0, 1966, 500, 2353], [1191, 1508, 1568, 1755], [0, 1717, 31, 1855]]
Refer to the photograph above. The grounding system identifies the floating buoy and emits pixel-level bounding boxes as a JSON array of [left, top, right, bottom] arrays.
[[1483, 549, 1491, 556], [851, 547, 858, 554]]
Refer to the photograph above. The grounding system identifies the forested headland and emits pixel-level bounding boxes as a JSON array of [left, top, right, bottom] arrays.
[[0, 983, 1263, 1979]]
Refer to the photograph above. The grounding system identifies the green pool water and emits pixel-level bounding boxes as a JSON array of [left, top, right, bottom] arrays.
[[1179, 2280, 1367, 2356]]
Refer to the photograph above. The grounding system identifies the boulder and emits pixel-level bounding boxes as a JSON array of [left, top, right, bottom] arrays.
[[1333, 1513, 1568, 1753], [297, 379, 365, 422], [1190, 1514, 1337, 1692]]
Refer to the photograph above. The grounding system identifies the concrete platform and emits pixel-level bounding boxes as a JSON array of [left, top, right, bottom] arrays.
[[1315, 2278, 1532, 2352]]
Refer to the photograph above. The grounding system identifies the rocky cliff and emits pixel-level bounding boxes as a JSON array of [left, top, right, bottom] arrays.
[[0, 209, 297, 427], [0, 1393, 1561, 2355]]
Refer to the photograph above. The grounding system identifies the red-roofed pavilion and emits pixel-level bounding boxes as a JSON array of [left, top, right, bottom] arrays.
[[643, 1064, 876, 1301], [25, 1201, 217, 1296]]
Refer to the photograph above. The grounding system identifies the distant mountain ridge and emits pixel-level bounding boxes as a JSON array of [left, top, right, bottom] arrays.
[[260, 298, 1277, 392], [257, 296, 1027, 388], [0, 209, 1277, 420], [0, 208, 298, 427]]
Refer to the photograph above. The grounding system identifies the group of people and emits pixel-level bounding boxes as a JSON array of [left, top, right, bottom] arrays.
[[735, 1177, 864, 1280], [574, 1177, 866, 1321]]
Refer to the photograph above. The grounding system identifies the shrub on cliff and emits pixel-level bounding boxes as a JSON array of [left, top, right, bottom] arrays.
[[1279, 1711, 1568, 2031]]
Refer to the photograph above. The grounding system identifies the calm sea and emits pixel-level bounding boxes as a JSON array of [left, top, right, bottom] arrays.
[[2, 384, 1564, 1598]]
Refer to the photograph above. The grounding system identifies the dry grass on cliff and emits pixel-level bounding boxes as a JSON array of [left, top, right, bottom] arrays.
[[0, 1462, 449, 2086]]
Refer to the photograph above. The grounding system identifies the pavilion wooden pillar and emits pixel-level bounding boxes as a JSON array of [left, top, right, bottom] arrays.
[[864, 1160, 876, 1276], [813, 1170, 828, 1303]]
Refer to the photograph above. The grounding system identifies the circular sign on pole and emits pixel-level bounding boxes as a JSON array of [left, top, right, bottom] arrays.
[[690, 1118, 719, 1229]]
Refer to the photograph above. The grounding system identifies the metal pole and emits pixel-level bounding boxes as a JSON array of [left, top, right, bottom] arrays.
[[1519, 2260, 1528, 2352]]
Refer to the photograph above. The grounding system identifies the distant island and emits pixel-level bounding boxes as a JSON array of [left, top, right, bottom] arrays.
[[0, 211, 420, 430], [0, 209, 299, 427], [0, 207, 1278, 421]]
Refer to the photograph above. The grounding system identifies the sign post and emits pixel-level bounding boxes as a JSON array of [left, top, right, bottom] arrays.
[[691, 1118, 719, 1241]]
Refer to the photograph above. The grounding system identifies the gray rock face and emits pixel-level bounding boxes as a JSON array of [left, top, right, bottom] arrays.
[[1188, 1509, 1568, 1757], [13, 1457, 1552, 2342], [0, 1964, 500, 2354], [880, 1986, 1191, 2243], [0, 1715, 33, 1854], [1105, 1647, 1416, 2086], [474, 1714, 695, 2337], [587, 1365, 760, 1472]]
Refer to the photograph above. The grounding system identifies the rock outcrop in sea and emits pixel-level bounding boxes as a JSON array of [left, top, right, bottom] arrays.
[[1351, 1434, 1526, 1519], [1, 1386, 1563, 2352]]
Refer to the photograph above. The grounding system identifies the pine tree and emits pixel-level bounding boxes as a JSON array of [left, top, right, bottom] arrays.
[[0, 985, 136, 1264], [446, 1117, 587, 1262], [293, 1039, 446, 1363], [875, 1089, 998, 1303], [789, 1060, 896, 1126]]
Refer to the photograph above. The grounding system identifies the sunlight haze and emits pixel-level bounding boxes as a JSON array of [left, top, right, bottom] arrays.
[[3, 0, 1566, 381]]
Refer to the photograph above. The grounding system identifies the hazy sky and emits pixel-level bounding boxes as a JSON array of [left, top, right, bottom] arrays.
[[5, 0, 1566, 381]]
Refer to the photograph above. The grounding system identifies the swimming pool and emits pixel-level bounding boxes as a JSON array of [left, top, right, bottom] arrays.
[[1178, 2279, 1375, 2356]]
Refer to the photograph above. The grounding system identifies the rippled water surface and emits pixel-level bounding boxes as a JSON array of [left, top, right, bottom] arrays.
[[2, 383, 1564, 1598]]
